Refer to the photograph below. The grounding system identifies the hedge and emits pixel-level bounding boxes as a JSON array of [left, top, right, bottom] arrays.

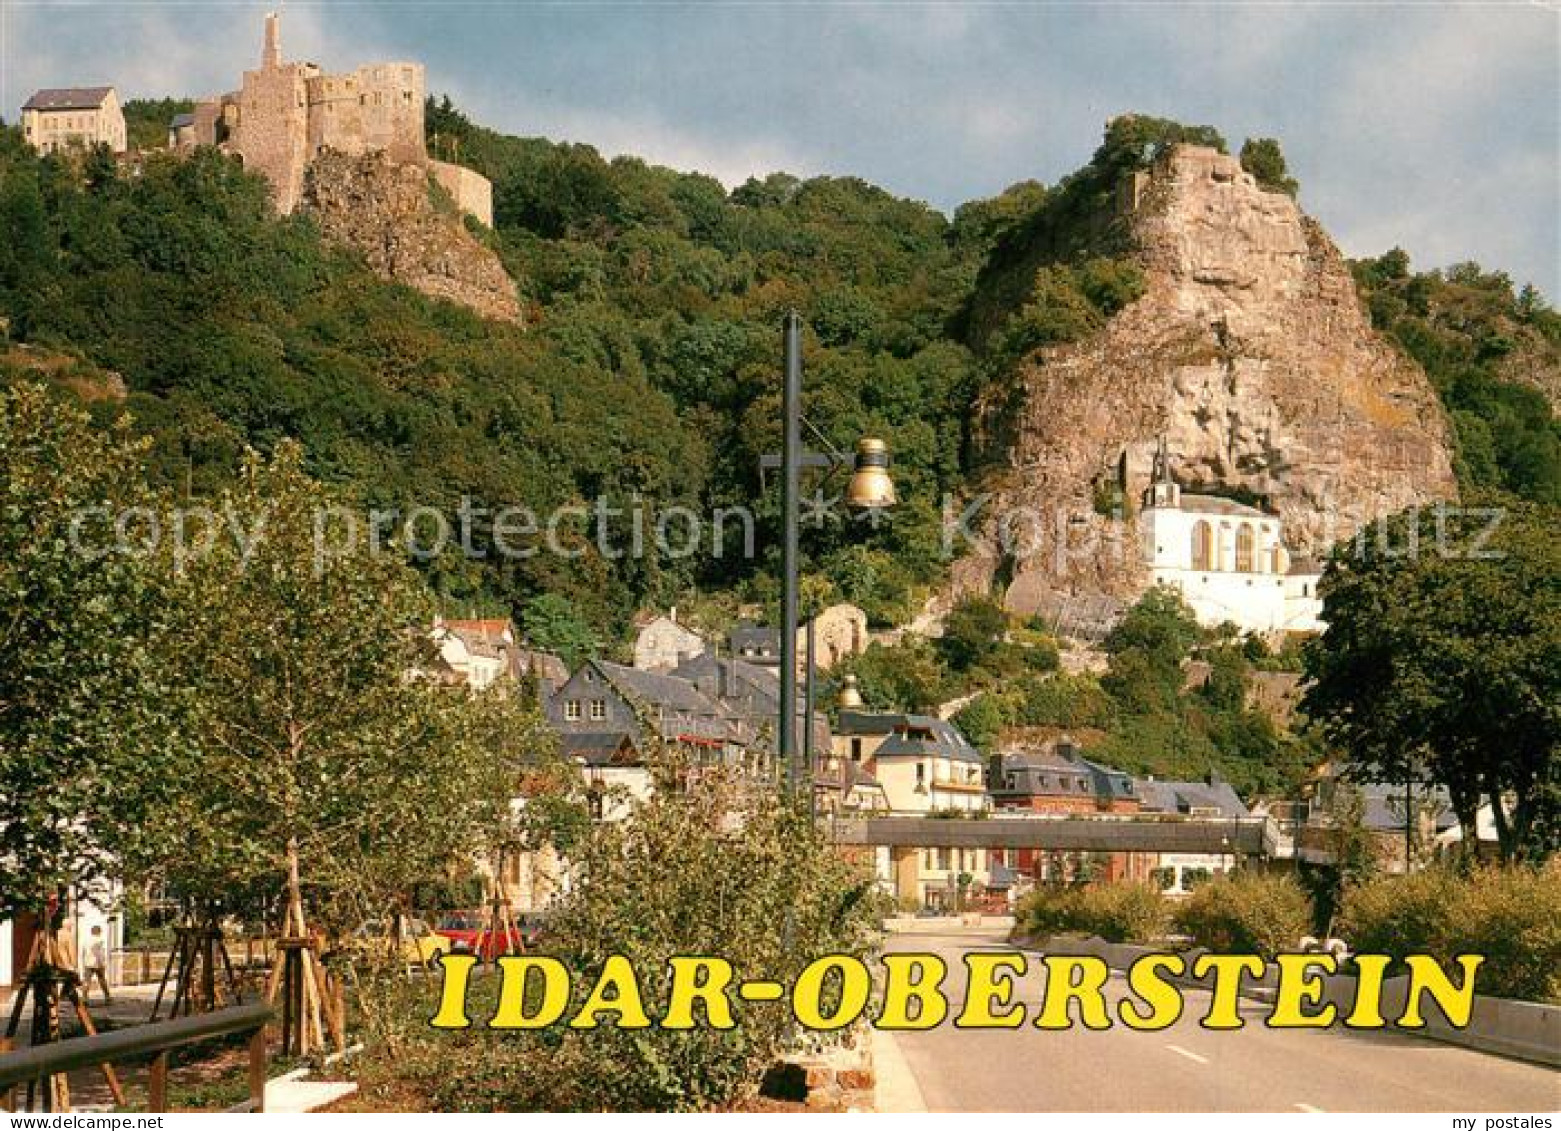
[[1336, 863, 1561, 1004], [1017, 882, 1168, 944], [1172, 872, 1311, 961]]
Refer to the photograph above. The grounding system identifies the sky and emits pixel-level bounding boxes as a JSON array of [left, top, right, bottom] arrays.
[[3, 1, 1557, 296]]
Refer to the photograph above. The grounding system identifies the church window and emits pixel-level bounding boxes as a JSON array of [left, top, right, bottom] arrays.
[[1235, 523, 1255, 572], [1190, 520, 1214, 570]]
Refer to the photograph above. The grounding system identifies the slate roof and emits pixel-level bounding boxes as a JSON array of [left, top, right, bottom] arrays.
[[557, 729, 638, 765], [992, 744, 1136, 801], [596, 660, 727, 716], [24, 87, 114, 111], [838, 710, 982, 764], [169, 112, 195, 129], [1136, 778, 1249, 818], [728, 622, 781, 655]]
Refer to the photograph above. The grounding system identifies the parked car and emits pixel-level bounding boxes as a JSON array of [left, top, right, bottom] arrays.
[[435, 912, 526, 961], [434, 912, 488, 956], [340, 917, 449, 969]]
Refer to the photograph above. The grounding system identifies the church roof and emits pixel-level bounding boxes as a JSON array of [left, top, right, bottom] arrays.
[[1177, 493, 1270, 519]]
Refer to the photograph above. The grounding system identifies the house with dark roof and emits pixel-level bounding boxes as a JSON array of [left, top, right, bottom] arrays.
[[1134, 774, 1252, 894], [728, 622, 781, 667], [831, 707, 990, 909], [21, 86, 126, 155], [990, 737, 1140, 815], [547, 660, 738, 758]]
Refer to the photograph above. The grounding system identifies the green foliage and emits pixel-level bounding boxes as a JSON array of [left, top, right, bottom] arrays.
[[355, 753, 882, 1111], [0, 383, 182, 918], [833, 637, 950, 714], [1173, 872, 1312, 960], [151, 443, 544, 926], [1336, 864, 1561, 1003], [994, 258, 1146, 364], [1239, 138, 1299, 197], [520, 593, 598, 667], [1302, 498, 1560, 861], [1016, 882, 1169, 944], [122, 98, 194, 152], [1352, 250, 1560, 504], [939, 594, 1009, 670]]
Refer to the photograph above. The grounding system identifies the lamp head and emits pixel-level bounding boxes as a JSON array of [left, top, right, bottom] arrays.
[[845, 437, 896, 510], [837, 673, 864, 709]]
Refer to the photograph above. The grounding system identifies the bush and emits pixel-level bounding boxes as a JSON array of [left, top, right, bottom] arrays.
[[353, 751, 884, 1110], [1173, 872, 1311, 960], [1017, 882, 1168, 944], [1337, 863, 1561, 1003]]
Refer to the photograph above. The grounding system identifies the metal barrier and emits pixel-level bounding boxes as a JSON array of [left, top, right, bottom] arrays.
[[0, 1002, 272, 1113]]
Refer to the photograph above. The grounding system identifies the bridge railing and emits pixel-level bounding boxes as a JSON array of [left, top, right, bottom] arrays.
[[0, 1001, 272, 1114]]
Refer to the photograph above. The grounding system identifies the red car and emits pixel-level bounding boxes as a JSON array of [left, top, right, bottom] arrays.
[[435, 912, 525, 961]]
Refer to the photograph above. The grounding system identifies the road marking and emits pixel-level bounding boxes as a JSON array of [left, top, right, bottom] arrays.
[[1295, 1104, 1325, 1113], [1165, 1044, 1209, 1065]]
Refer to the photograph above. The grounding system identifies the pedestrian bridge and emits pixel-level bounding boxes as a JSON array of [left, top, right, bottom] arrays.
[[830, 815, 1277, 857]]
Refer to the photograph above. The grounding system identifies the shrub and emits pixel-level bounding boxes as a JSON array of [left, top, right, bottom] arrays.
[[1337, 863, 1561, 1003], [1017, 882, 1168, 944], [353, 751, 883, 1110], [1173, 872, 1311, 960]]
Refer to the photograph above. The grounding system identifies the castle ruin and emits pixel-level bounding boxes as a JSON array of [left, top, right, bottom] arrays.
[[179, 13, 491, 225]]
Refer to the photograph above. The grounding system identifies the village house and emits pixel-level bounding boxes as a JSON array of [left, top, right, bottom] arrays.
[[632, 610, 705, 672], [20, 86, 126, 155], [429, 617, 567, 697], [724, 603, 869, 673], [1136, 775, 1250, 894], [1138, 440, 1323, 636], [987, 736, 1148, 885], [832, 700, 990, 908]]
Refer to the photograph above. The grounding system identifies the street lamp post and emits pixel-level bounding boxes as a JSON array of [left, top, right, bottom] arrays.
[[768, 311, 895, 802], [779, 312, 804, 797]]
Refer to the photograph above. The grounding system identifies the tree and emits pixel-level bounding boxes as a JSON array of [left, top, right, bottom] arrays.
[[939, 594, 1009, 671], [1239, 137, 1299, 197], [519, 592, 598, 667], [155, 443, 515, 1047], [1302, 498, 1560, 861], [0, 384, 182, 925]]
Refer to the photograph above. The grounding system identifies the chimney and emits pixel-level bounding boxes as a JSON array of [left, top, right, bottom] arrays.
[[262, 12, 282, 69]]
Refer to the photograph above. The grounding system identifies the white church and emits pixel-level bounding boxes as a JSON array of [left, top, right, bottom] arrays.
[[1137, 443, 1324, 636]]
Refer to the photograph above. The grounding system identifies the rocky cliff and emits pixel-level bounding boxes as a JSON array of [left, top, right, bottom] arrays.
[[960, 145, 1458, 616], [301, 151, 522, 324]]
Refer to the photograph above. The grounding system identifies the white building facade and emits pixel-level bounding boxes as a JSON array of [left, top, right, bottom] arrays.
[[1137, 448, 1323, 635]]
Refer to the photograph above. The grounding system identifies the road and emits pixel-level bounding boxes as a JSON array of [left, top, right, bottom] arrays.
[[881, 925, 1561, 1113]]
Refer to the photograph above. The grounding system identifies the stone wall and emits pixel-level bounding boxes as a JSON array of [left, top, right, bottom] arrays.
[[431, 160, 494, 227]]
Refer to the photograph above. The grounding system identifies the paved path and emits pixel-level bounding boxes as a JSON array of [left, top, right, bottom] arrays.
[[883, 927, 1561, 1113]]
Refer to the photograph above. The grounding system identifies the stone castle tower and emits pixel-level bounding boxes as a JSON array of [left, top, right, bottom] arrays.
[[183, 13, 488, 224]]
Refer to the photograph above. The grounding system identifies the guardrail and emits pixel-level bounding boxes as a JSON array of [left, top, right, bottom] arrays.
[[0, 1002, 272, 1113]]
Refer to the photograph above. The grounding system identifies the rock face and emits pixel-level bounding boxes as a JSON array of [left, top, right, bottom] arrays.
[[961, 145, 1457, 616], [301, 151, 522, 324]]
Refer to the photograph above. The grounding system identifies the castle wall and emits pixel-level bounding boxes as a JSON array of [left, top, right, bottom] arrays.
[[307, 62, 425, 165], [229, 61, 313, 212], [430, 160, 493, 227]]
